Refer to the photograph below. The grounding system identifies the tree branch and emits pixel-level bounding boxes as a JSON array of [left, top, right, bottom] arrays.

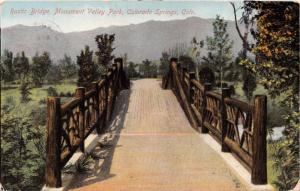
[[230, 2, 252, 51]]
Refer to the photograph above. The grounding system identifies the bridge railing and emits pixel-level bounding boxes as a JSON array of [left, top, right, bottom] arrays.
[[163, 58, 267, 185], [45, 59, 130, 188]]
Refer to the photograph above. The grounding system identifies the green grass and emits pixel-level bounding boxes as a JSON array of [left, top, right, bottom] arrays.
[[1, 81, 77, 106]]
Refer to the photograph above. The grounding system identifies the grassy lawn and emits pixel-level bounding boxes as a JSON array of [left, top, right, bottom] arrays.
[[1, 80, 77, 106]]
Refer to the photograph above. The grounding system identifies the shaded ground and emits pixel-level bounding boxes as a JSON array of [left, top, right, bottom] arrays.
[[69, 79, 249, 191]]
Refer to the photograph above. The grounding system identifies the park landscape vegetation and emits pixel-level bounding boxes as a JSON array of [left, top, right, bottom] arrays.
[[0, 1, 299, 191]]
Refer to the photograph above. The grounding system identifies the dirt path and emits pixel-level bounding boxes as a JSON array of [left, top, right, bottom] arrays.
[[69, 79, 248, 191]]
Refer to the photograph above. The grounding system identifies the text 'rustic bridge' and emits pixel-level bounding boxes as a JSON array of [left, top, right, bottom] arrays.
[[45, 58, 268, 190]]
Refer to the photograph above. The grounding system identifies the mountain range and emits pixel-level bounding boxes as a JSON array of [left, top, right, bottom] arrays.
[[1, 17, 244, 63]]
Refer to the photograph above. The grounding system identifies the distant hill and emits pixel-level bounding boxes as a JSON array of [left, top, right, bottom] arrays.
[[1, 17, 244, 63]]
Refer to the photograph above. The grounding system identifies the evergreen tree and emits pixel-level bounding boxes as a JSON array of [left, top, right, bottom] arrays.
[[1, 50, 14, 83], [77, 46, 97, 88], [202, 15, 233, 86], [31, 52, 52, 87], [95, 34, 115, 69], [59, 54, 77, 79], [13, 51, 29, 81]]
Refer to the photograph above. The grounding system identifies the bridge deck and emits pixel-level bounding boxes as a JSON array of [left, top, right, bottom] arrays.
[[69, 79, 248, 191]]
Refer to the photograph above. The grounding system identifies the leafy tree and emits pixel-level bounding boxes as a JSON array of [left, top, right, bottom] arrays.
[[95, 34, 115, 69], [59, 54, 77, 79], [241, 2, 299, 190], [229, 51, 256, 101], [179, 55, 196, 71], [13, 51, 29, 81], [1, 98, 45, 190], [231, 2, 257, 100], [77, 46, 97, 88], [199, 66, 215, 85], [159, 51, 170, 76], [31, 52, 52, 87], [19, 82, 31, 103], [202, 15, 234, 86], [139, 59, 157, 78], [1, 50, 14, 83]]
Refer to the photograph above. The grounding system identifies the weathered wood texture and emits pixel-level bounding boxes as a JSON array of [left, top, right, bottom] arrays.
[[46, 98, 62, 187], [45, 58, 130, 188], [251, 95, 267, 184], [163, 58, 268, 185]]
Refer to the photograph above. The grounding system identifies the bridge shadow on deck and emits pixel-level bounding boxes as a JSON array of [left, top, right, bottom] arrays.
[[66, 89, 131, 190]]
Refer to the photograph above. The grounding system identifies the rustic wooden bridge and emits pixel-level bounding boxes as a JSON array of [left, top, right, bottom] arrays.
[[45, 58, 268, 190]]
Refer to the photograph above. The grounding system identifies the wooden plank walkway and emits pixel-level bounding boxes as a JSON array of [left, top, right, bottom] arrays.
[[68, 79, 248, 191]]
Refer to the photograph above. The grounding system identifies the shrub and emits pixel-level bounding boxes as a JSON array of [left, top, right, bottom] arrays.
[[199, 66, 215, 85], [47, 87, 58, 97]]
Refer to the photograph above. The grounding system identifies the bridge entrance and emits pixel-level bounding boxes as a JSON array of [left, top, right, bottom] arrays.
[[67, 79, 248, 191], [44, 59, 269, 190]]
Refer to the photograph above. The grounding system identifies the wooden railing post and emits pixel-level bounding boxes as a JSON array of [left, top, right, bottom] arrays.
[[251, 95, 267, 184], [181, 67, 186, 84], [112, 63, 118, 92], [111, 64, 118, 108], [201, 83, 212, 133], [221, 88, 231, 152], [46, 97, 62, 188], [177, 63, 180, 80], [114, 58, 124, 90], [100, 74, 109, 130], [106, 68, 113, 123], [75, 87, 85, 152], [92, 82, 101, 134], [188, 72, 195, 102], [169, 58, 178, 92]]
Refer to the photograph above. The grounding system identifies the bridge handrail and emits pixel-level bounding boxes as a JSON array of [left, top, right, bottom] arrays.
[[163, 58, 267, 185], [45, 59, 130, 188]]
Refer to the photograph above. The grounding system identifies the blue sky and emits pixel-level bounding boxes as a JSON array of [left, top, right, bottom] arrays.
[[1, 1, 243, 32]]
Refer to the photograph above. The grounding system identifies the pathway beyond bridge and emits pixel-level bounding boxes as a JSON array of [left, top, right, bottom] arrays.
[[69, 79, 248, 191]]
